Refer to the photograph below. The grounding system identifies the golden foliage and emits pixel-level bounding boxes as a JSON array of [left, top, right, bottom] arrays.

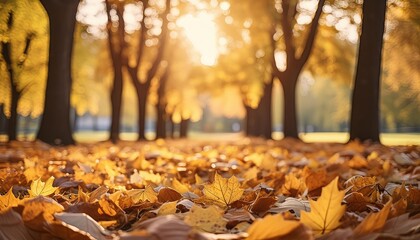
[[203, 172, 244, 207], [300, 177, 345, 235]]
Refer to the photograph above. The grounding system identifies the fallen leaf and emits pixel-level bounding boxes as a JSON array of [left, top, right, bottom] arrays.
[[270, 197, 310, 217], [127, 186, 158, 203], [28, 176, 58, 197], [0, 209, 36, 240], [246, 214, 301, 240], [282, 173, 307, 196], [22, 196, 64, 230], [354, 200, 392, 236], [0, 187, 19, 212], [54, 212, 113, 240], [172, 178, 189, 194], [203, 172, 244, 207], [300, 177, 345, 235], [157, 187, 182, 202], [250, 197, 277, 215], [123, 215, 192, 240], [157, 201, 177, 216], [184, 204, 227, 233]]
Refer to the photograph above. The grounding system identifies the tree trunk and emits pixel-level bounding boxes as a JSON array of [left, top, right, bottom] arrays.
[[245, 105, 258, 136], [135, 85, 148, 140], [109, 62, 123, 142], [169, 114, 175, 138], [281, 74, 299, 139], [0, 105, 6, 134], [256, 80, 273, 139], [180, 118, 189, 138], [8, 89, 19, 141], [106, 0, 124, 143], [155, 69, 169, 139], [349, 0, 386, 143], [37, 0, 79, 146]]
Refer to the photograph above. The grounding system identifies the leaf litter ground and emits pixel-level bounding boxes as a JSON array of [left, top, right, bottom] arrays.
[[0, 138, 419, 240]]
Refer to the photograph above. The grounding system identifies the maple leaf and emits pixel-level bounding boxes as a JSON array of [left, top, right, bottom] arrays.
[[0, 187, 19, 212], [28, 176, 58, 197], [203, 172, 244, 207], [246, 214, 301, 240], [184, 204, 227, 233], [300, 177, 345, 235], [172, 178, 189, 194], [353, 200, 391, 236], [127, 186, 157, 203]]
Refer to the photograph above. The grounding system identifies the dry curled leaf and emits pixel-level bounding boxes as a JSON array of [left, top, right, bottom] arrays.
[[127, 186, 158, 204], [300, 177, 345, 235]]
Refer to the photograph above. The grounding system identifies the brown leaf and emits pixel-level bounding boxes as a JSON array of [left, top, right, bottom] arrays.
[[354, 200, 392, 236], [250, 197, 277, 215], [0, 209, 36, 240], [157, 187, 182, 202], [345, 192, 372, 212], [21, 196, 64, 230]]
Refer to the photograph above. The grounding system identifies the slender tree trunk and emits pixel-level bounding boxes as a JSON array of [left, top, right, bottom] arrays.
[[106, 0, 124, 143], [245, 105, 258, 136], [169, 114, 175, 138], [349, 0, 386, 143], [109, 63, 123, 142], [136, 85, 148, 140], [256, 80, 273, 139], [1, 13, 19, 141], [37, 0, 79, 146], [180, 118, 189, 138], [0, 105, 6, 134], [156, 69, 169, 139], [281, 73, 299, 139]]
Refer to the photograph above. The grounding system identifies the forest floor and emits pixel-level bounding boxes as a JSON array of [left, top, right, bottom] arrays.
[[0, 138, 419, 239]]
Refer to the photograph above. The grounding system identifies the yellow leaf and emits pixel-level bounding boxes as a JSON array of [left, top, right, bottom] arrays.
[[127, 186, 157, 203], [195, 174, 203, 185], [354, 200, 391, 236], [28, 176, 58, 197], [300, 177, 345, 235], [246, 214, 301, 240], [139, 171, 162, 184], [158, 201, 177, 216], [172, 178, 189, 194], [0, 187, 19, 212], [98, 198, 117, 216], [184, 204, 227, 233], [203, 172, 244, 207], [281, 173, 307, 196]]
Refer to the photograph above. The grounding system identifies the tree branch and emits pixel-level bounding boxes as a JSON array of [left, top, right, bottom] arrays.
[[280, 0, 297, 64], [135, 0, 149, 72], [145, 0, 170, 85], [297, 0, 325, 69]]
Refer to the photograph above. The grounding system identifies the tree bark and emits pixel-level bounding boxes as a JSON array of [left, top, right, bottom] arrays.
[[37, 0, 79, 146], [106, 0, 124, 143], [156, 68, 169, 139], [245, 105, 258, 136], [349, 0, 386, 143], [281, 74, 299, 139], [255, 80, 273, 139], [180, 118, 189, 138], [135, 85, 148, 140]]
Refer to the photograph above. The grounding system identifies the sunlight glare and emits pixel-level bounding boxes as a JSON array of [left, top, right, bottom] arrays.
[[177, 12, 218, 66]]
